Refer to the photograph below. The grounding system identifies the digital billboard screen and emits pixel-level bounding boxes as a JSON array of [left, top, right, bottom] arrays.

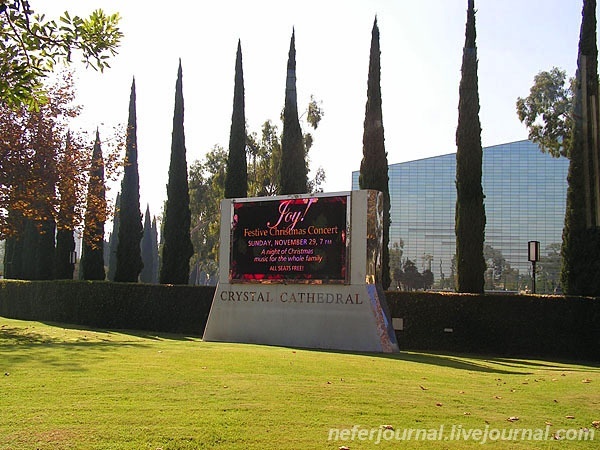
[[229, 195, 348, 283]]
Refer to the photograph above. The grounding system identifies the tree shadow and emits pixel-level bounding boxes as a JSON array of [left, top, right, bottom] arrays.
[[41, 321, 201, 342], [306, 347, 599, 375], [0, 324, 149, 372]]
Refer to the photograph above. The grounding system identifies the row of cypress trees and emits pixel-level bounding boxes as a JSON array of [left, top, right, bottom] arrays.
[[89, 0, 600, 293], [109, 62, 194, 284], [450, 0, 600, 296]]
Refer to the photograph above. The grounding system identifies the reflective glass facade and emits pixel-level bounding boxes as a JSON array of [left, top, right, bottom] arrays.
[[352, 140, 569, 291]]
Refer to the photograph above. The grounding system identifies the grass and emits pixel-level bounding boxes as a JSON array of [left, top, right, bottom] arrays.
[[1, 316, 599, 449]]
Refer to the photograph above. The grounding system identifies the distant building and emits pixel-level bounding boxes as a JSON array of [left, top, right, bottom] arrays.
[[352, 140, 569, 292]]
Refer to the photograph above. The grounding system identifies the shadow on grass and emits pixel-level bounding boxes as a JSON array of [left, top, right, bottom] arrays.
[[42, 321, 201, 342], [0, 325, 149, 372], [483, 357, 600, 372], [308, 347, 600, 375]]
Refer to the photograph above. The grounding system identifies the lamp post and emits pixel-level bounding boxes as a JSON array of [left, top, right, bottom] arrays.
[[528, 241, 540, 294]]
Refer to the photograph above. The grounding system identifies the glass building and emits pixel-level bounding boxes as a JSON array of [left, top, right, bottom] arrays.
[[352, 140, 569, 292]]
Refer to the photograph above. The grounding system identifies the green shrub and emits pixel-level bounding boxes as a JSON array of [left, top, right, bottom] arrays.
[[386, 291, 600, 361], [0, 280, 214, 335]]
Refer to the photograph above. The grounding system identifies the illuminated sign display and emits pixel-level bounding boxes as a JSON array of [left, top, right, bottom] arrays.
[[230, 195, 348, 283]]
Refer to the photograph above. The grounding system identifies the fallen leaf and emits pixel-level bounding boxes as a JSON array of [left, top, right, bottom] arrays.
[[327, 381, 332, 385], [464, 412, 471, 416], [545, 421, 553, 426], [553, 433, 562, 440], [582, 379, 592, 383], [566, 415, 575, 419], [494, 395, 503, 399], [381, 425, 394, 430], [507, 416, 519, 422], [436, 402, 443, 407], [458, 390, 465, 394], [339, 446, 350, 450], [592, 421, 600, 429], [554, 399, 558, 403], [419, 385, 428, 391]]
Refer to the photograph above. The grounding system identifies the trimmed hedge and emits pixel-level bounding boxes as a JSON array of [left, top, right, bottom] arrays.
[[1, 281, 598, 361], [0, 280, 214, 335], [386, 291, 600, 361]]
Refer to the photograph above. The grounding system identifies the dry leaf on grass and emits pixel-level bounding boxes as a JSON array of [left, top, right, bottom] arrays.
[[565, 415, 575, 419], [507, 416, 519, 422], [592, 420, 600, 429], [419, 385, 428, 391], [381, 425, 394, 430]]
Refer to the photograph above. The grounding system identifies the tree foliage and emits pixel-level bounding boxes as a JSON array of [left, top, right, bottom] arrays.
[[455, 0, 486, 294], [561, 0, 600, 296], [114, 79, 143, 283], [279, 29, 308, 195], [189, 145, 227, 281], [54, 132, 79, 279], [107, 191, 120, 281], [160, 62, 193, 284], [140, 204, 154, 283], [224, 40, 247, 199], [359, 17, 391, 290], [0, 0, 122, 109], [80, 129, 106, 280], [516, 67, 574, 158]]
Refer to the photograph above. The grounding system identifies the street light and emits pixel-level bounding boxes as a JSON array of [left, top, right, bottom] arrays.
[[528, 241, 540, 294]]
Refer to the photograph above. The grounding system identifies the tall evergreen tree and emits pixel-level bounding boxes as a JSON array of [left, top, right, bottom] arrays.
[[160, 61, 193, 284], [561, 0, 600, 296], [359, 17, 391, 290], [107, 191, 121, 281], [114, 79, 143, 282], [279, 29, 308, 195], [54, 133, 77, 279], [140, 204, 154, 283], [224, 40, 248, 199], [455, 0, 486, 294], [151, 216, 159, 283], [80, 129, 107, 280]]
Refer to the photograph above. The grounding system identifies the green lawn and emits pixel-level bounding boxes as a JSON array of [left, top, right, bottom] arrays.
[[1, 316, 598, 449]]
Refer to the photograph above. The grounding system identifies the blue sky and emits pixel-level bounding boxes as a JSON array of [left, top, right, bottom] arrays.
[[44, 0, 586, 219]]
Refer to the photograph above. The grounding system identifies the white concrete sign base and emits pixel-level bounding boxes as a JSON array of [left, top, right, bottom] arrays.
[[204, 282, 398, 352], [202, 190, 399, 353]]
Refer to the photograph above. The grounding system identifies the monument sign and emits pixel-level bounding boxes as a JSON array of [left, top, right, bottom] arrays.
[[203, 190, 399, 353]]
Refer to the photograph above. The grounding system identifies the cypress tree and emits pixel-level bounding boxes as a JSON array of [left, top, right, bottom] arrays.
[[107, 191, 120, 281], [561, 0, 600, 296], [114, 79, 143, 282], [359, 17, 391, 290], [224, 40, 248, 199], [3, 234, 22, 279], [455, 0, 486, 293], [160, 61, 193, 284], [55, 133, 77, 280], [151, 216, 159, 283], [80, 129, 107, 280], [279, 29, 308, 195], [140, 204, 154, 283]]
